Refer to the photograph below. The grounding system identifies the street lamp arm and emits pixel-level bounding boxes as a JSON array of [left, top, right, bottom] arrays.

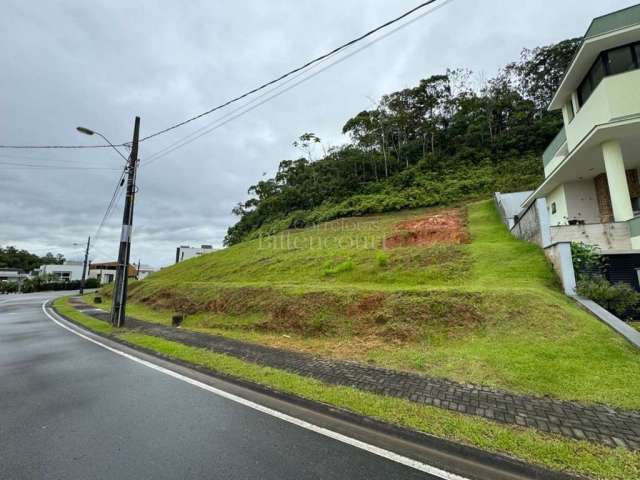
[[94, 132, 130, 163], [76, 126, 130, 163]]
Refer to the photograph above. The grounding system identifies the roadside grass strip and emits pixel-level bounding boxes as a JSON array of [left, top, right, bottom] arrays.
[[53, 296, 640, 480], [90, 202, 640, 411]]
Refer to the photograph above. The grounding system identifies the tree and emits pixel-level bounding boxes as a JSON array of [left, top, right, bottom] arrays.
[[0, 246, 65, 272], [506, 38, 581, 112], [224, 38, 575, 246]]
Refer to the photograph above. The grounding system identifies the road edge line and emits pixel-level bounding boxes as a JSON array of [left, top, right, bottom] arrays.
[[42, 300, 471, 480]]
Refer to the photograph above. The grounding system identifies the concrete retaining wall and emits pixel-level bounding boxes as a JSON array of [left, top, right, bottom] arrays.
[[543, 242, 577, 296], [550, 222, 631, 250]]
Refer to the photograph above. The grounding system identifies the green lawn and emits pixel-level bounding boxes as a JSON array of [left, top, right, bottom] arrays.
[[95, 200, 640, 409], [53, 296, 640, 480]]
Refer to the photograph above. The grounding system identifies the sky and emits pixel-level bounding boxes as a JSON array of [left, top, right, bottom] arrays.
[[1, 0, 637, 268]]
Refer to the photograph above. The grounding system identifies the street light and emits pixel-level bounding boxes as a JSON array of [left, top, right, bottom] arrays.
[[76, 126, 129, 163], [77, 117, 141, 327]]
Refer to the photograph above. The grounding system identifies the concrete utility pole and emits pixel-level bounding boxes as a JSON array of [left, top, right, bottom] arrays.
[[79, 236, 90, 295], [111, 116, 140, 327]]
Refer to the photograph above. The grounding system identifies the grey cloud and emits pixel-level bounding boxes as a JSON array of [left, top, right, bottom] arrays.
[[1, 0, 635, 267]]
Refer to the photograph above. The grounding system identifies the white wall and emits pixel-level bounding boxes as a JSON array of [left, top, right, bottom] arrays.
[[547, 185, 568, 226], [546, 180, 601, 225], [551, 222, 631, 251], [88, 269, 115, 284], [176, 246, 215, 263], [39, 263, 84, 281], [564, 179, 600, 223], [567, 69, 640, 149]]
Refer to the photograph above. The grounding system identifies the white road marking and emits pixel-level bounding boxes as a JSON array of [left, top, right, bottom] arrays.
[[42, 300, 470, 480]]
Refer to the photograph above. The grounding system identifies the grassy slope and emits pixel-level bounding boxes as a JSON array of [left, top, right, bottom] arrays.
[[112, 200, 640, 409], [54, 296, 640, 480]]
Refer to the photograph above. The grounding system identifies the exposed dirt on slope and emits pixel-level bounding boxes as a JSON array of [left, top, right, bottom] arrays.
[[384, 210, 469, 248]]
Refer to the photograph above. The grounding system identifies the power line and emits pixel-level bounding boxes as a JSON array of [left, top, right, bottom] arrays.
[[0, 153, 117, 163], [92, 168, 127, 245], [0, 1, 441, 150], [0, 143, 119, 150], [0, 161, 121, 170], [137, 0, 441, 143], [141, 0, 451, 166]]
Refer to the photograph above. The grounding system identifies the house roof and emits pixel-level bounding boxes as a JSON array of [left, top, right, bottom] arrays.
[[90, 262, 137, 276], [549, 4, 640, 110], [585, 4, 640, 39]]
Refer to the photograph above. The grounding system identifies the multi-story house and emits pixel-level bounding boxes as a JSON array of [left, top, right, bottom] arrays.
[[525, 4, 640, 248], [497, 4, 640, 293]]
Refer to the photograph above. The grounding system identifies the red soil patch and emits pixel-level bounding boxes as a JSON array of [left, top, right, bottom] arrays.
[[384, 210, 469, 248]]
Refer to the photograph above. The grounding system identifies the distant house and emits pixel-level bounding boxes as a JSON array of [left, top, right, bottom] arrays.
[[89, 262, 137, 285], [175, 245, 215, 263], [500, 4, 640, 293], [0, 268, 28, 283], [136, 264, 156, 280], [37, 261, 85, 281]]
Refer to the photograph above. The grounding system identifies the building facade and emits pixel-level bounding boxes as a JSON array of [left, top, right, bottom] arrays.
[[0, 269, 28, 283], [88, 262, 137, 285], [523, 4, 640, 251], [175, 245, 215, 263], [37, 261, 85, 281]]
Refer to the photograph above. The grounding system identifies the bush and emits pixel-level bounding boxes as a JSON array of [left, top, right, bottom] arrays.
[[571, 242, 605, 278], [576, 276, 640, 318], [0, 277, 100, 294], [375, 251, 390, 268], [323, 259, 354, 276]]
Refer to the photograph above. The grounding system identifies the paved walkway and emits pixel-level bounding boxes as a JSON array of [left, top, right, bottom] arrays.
[[67, 297, 640, 450]]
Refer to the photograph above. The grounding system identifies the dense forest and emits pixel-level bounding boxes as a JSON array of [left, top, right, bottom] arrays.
[[0, 246, 65, 272], [224, 38, 580, 246]]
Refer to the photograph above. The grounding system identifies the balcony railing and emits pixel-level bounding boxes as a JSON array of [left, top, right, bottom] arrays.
[[542, 127, 567, 168], [629, 216, 640, 239]]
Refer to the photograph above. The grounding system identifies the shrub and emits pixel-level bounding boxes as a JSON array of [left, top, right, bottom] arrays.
[[576, 276, 640, 318], [323, 259, 354, 276], [571, 242, 605, 278], [375, 251, 390, 268]]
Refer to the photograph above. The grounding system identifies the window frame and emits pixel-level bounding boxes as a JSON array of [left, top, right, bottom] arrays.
[[577, 40, 640, 108], [604, 44, 637, 76]]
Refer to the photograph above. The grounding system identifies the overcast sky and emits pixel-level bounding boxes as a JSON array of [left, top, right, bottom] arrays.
[[1, 0, 636, 267]]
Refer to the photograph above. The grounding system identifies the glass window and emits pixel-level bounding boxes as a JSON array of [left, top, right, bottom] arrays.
[[589, 57, 606, 90], [578, 76, 592, 106], [566, 100, 575, 122], [635, 44, 640, 66], [606, 46, 635, 75]]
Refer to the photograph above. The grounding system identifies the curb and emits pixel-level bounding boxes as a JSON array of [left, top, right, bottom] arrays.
[[50, 300, 584, 480]]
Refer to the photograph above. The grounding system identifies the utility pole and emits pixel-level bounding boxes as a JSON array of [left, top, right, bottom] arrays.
[[79, 236, 91, 295], [136, 259, 141, 280], [111, 116, 140, 327]]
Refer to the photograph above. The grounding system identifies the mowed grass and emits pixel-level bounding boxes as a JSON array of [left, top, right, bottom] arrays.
[[52, 296, 640, 480], [99, 200, 640, 409], [145, 206, 477, 287]]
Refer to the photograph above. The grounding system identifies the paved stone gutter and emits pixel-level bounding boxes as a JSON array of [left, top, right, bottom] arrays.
[[68, 297, 640, 450]]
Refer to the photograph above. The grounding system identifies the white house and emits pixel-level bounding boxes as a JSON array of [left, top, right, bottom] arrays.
[[498, 4, 640, 294], [175, 245, 215, 263], [521, 4, 640, 251], [0, 269, 28, 283], [136, 264, 156, 280], [88, 261, 137, 285], [37, 261, 85, 281]]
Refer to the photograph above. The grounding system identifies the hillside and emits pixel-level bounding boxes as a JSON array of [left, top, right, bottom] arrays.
[[116, 201, 640, 409], [224, 38, 580, 245]]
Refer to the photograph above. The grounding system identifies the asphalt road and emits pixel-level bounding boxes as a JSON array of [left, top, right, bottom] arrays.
[[0, 292, 442, 480]]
